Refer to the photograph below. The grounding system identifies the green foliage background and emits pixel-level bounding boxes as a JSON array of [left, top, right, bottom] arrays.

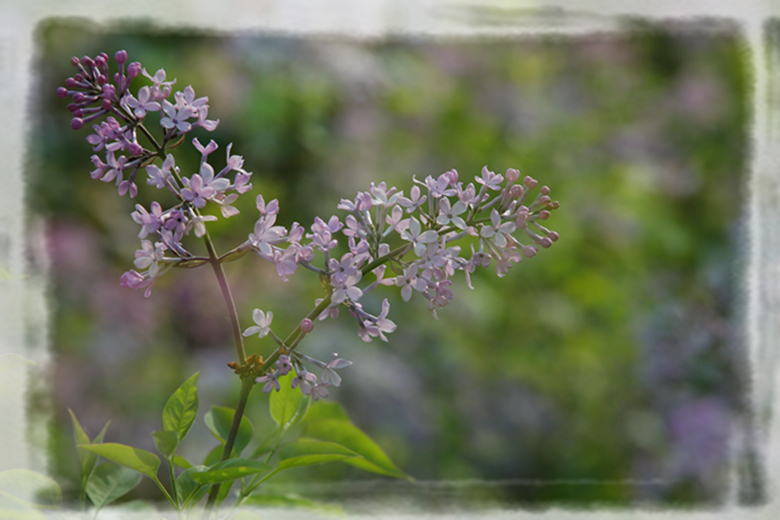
[[31, 19, 750, 508]]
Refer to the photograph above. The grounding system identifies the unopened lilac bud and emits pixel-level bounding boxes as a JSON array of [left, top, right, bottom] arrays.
[[74, 73, 84, 82], [506, 168, 520, 183], [56, 87, 68, 98], [539, 210, 550, 220], [115, 50, 127, 64], [67, 103, 78, 113], [510, 185, 523, 198], [521, 245, 538, 257], [540, 186, 550, 195], [101, 99, 112, 111], [128, 142, 143, 156], [65, 77, 77, 88], [301, 318, 314, 333], [539, 195, 551, 205], [548, 231, 559, 242], [70, 117, 84, 130], [549, 201, 560, 210], [70, 56, 80, 67], [94, 55, 106, 68], [524, 176, 537, 189], [538, 237, 552, 248], [96, 75, 107, 86], [71, 108, 83, 117], [127, 62, 142, 79], [98, 52, 109, 63], [82, 56, 94, 68]]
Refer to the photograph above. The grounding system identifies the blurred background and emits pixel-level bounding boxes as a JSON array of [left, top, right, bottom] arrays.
[[29, 17, 756, 510]]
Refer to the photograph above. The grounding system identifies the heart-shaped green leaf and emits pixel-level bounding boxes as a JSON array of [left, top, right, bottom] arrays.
[[85, 463, 142, 510], [277, 438, 359, 471], [303, 419, 410, 480], [151, 430, 179, 458], [77, 443, 161, 482], [162, 372, 199, 441], [204, 406, 253, 455], [189, 459, 271, 486]]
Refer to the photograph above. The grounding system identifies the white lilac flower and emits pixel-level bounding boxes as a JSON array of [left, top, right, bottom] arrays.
[[310, 382, 331, 401], [436, 198, 468, 229], [292, 367, 317, 394], [255, 195, 280, 216], [475, 165, 504, 191], [131, 201, 164, 238], [160, 99, 194, 133], [243, 308, 273, 338], [133, 240, 166, 277], [256, 371, 280, 393], [400, 217, 439, 257], [145, 154, 176, 189], [142, 67, 176, 100], [124, 86, 160, 118], [249, 215, 287, 259], [396, 263, 427, 302], [276, 355, 293, 376], [317, 354, 353, 387], [398, 185, 427, 213], [480, 209, 516, 248], [331, 271, 363, 305]]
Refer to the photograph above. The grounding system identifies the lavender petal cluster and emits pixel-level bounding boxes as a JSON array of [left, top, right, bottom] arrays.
[[61, 50, 561, 401]]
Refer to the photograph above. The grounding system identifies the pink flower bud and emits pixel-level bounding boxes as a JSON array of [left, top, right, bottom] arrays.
[[548, 231, 559, 242], [74, 74, 84, 82], [540, 186, 550, 195], [65, 77, 77, 88], [506, 168, 520, 183], [510, 185, 523, 198], [56, 87, 68, 98], [72, 93, 85, 103], [523, 176, 537, 189], [539, 210, 550, 220], [127, 62, 142, 79], [70, 117, 84, 130], [539, 195, 551, 205], [94, 55, 106, 68], [97, 75, 107, 86], [521, 245, 538, 257], [114, 50, 127, 64], [70, 56, 80, 67], [128, 143, 143, 156], [81, 56, 94, 67], [301, 318, 314, 333], [101, 99, 113, 111], [538, 237, 552, 248], [98, 52, 109, 62]]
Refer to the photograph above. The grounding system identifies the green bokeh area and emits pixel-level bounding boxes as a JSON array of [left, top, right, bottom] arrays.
[[32, 19, 751, 508]]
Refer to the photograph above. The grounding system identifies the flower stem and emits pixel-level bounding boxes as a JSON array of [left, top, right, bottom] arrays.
[[202, 376, 255, 517], [203, 233, 246, 364]]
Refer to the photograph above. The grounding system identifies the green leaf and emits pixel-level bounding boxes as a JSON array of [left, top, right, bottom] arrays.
[[173, 455, 193, 470], [303, 419, 410, 480], [69, 409, 95, 483], [151, 430, 179, 458], [85, 463, 142, 510], [277, 438, 359, 471], [243, 492, 344, 516], [0, 469, 62, 508], [161, 372, 199, 441], [77, 443, 161, 482], [175, 466, 208, 508], [189, 459, 271, 486], [204, 406, 253, 455], [305, 401, 350, 422], [202, 445, 224, 467], [270, 372, 303, 427]]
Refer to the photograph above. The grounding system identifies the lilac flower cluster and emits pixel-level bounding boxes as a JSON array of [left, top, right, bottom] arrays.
[[61, 50, 560, 398]]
